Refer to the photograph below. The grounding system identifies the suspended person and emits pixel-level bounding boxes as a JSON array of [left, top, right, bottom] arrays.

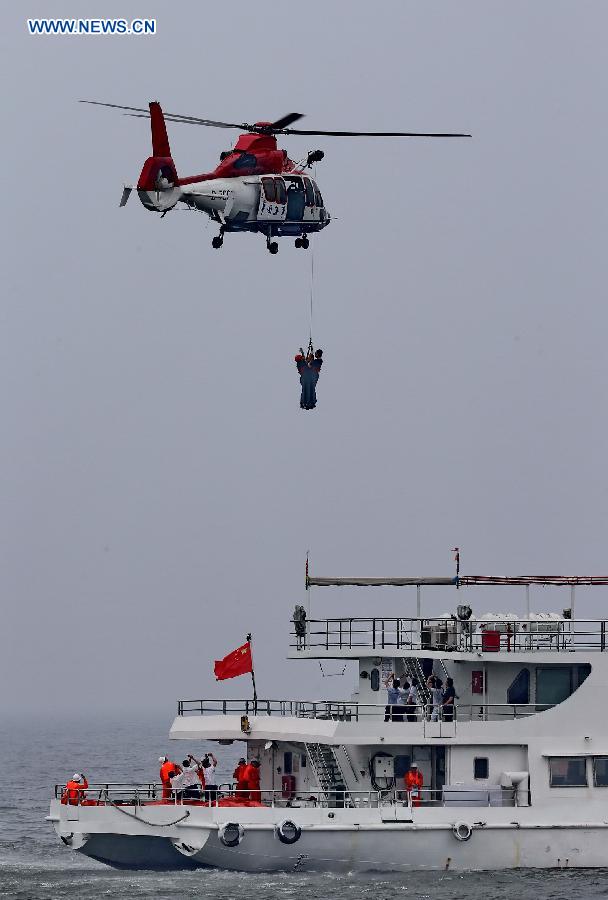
[[159, 756, 182, 800], [295, 347, 323, 410], [61, 773, 89, 805]]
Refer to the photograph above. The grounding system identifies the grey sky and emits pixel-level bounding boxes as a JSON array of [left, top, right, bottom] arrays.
[[2, 2, 607, 714]]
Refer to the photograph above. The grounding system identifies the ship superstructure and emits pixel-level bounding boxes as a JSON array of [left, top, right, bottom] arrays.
[[48, 570, 608, 872]]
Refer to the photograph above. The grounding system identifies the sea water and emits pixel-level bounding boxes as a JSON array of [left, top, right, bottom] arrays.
[[1, 713, 608, 899]]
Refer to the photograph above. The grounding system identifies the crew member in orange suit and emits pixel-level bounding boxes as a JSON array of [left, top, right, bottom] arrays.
[[159, 756, 182, 800], [243, 759, 261, 803], [233, 757, 248, 799], [61, 773, 89, 805], [404, 762, 423, 807]]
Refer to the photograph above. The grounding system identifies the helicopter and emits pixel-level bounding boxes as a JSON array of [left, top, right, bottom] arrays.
[[82, 100, 470, 254]]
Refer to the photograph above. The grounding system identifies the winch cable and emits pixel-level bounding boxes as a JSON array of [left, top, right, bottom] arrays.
[[308, 242, 315, 351]]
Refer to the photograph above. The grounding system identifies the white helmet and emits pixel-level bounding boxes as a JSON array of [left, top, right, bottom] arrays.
[[72, 773, 82, 782], [159, 756, 167, 764]]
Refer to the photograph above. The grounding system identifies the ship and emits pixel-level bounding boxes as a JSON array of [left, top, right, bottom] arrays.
[[48, 568, 608, 871]]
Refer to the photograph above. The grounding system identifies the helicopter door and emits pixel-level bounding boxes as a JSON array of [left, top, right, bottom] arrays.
[[285, 176, 306, 221], [302, 176, 318, 224], [257, 176, 287, 222]]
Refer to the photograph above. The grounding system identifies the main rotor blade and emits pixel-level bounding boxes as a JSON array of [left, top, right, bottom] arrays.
[[279, 127, 471, 137], [271, 113, 305, 130], [80, 101, 245, 129]]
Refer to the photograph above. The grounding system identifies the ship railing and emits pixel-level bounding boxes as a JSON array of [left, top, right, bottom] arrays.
[[53, 784, 517, 809], [177, 698, 549, 722], [292, 616, 608, 653]]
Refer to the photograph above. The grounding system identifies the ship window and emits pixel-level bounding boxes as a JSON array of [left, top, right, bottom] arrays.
[[593, 757, 608, 787], [507, 668, 530, 705], [301, 754, 307, 768], [274, 178, 286, 203], [536, 666, 572, 709], [262, 177, 276, 201], [370, 668, 380, 691], [548, 756, 587, 787], [474, 757, 489, 780], [283, 751, 293, 774]]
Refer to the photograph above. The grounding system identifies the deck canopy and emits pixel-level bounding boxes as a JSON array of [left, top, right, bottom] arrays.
[[306, 574, 608, 588]]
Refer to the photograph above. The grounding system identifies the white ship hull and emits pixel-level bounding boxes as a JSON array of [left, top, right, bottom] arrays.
[[49, 801, 608, 872]]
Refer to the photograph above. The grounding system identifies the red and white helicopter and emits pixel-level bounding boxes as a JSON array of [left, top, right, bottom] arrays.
[[83, 101, 469, 254]]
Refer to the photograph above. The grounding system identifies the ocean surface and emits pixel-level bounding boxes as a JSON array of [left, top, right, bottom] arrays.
[[2, 713, 608, 900]]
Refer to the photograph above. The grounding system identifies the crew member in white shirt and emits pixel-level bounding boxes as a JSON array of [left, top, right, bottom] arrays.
[[169, 768, 184, 801], [180, 758, 202, 800], [202, 752, 219, 803]]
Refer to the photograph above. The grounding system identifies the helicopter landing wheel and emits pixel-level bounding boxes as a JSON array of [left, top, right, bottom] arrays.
[[301, 236, 310, 249], [268, 241, 279, 255], [212, 235, 224, 249], [295, 238, 303, 249]]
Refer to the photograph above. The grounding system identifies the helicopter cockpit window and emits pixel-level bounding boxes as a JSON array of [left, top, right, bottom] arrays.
[[262, 177, 276, 202], [303, 177, 315, 207], [233, 153, 257, 170], [313, 184, 324, 208], [274, 178, 286, 204]]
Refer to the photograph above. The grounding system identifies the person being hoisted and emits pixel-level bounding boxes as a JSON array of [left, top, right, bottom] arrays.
[[295, 342, 323, 410]]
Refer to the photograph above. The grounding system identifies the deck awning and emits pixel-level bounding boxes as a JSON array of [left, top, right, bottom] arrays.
[[306, 574, 608, 588]]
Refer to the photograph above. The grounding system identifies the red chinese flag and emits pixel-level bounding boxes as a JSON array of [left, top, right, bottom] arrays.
[[214, 642, 253, 681]]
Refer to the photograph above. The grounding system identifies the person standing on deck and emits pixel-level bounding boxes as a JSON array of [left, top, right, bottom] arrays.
[[233, 758, 248, 798], [159, 756, 182, 800], [243, 759, 262, 802], [404, 763, 423, 807], [202, 753, 219, 804]]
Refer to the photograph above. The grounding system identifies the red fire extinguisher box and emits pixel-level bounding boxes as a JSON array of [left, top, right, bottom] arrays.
[[481, 628, 500, 652], [282, 774, 296, 798]]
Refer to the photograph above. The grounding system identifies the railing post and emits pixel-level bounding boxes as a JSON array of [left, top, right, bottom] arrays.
[[372, 619, 376, 649], [326, 620, 329, 650], [339, 619, 343, 649], [349, 618, 353, 649], [602, 621, 606, 652]]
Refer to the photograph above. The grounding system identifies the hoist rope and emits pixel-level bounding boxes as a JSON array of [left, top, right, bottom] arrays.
[[309, 242, 315, 347]]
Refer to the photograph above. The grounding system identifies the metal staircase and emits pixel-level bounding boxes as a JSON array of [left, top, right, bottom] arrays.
[[305, 743, 351, 806], [404, 658, 432, 715]]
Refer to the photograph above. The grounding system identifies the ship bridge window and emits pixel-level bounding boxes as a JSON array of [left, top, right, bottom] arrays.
[[549, 756, 587, 787], [537, 664, 591, 710], [262, 177, 276, 201], [370, 668, 380, 691], [593, 757, 608, 787], [474, 757, 489, 780], [283, 751, 293, 774], [507, 668, 530, 705]]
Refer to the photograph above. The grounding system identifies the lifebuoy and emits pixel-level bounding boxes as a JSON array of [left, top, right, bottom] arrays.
[[218, 822, 244, 847], [276, 820, 301, 844], [453, 821, 472, 842]]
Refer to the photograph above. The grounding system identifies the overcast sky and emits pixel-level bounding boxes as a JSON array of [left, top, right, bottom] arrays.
[[2, 2, 607, 716]]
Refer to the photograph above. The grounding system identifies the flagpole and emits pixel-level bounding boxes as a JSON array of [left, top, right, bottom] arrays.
[[246, 633, 258, 707]]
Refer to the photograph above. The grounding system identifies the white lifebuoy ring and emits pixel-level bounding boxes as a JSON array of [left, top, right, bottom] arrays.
[[219, 822, 244, 847], [276, 820, 302, 845], [453, 821, 472, 842]]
